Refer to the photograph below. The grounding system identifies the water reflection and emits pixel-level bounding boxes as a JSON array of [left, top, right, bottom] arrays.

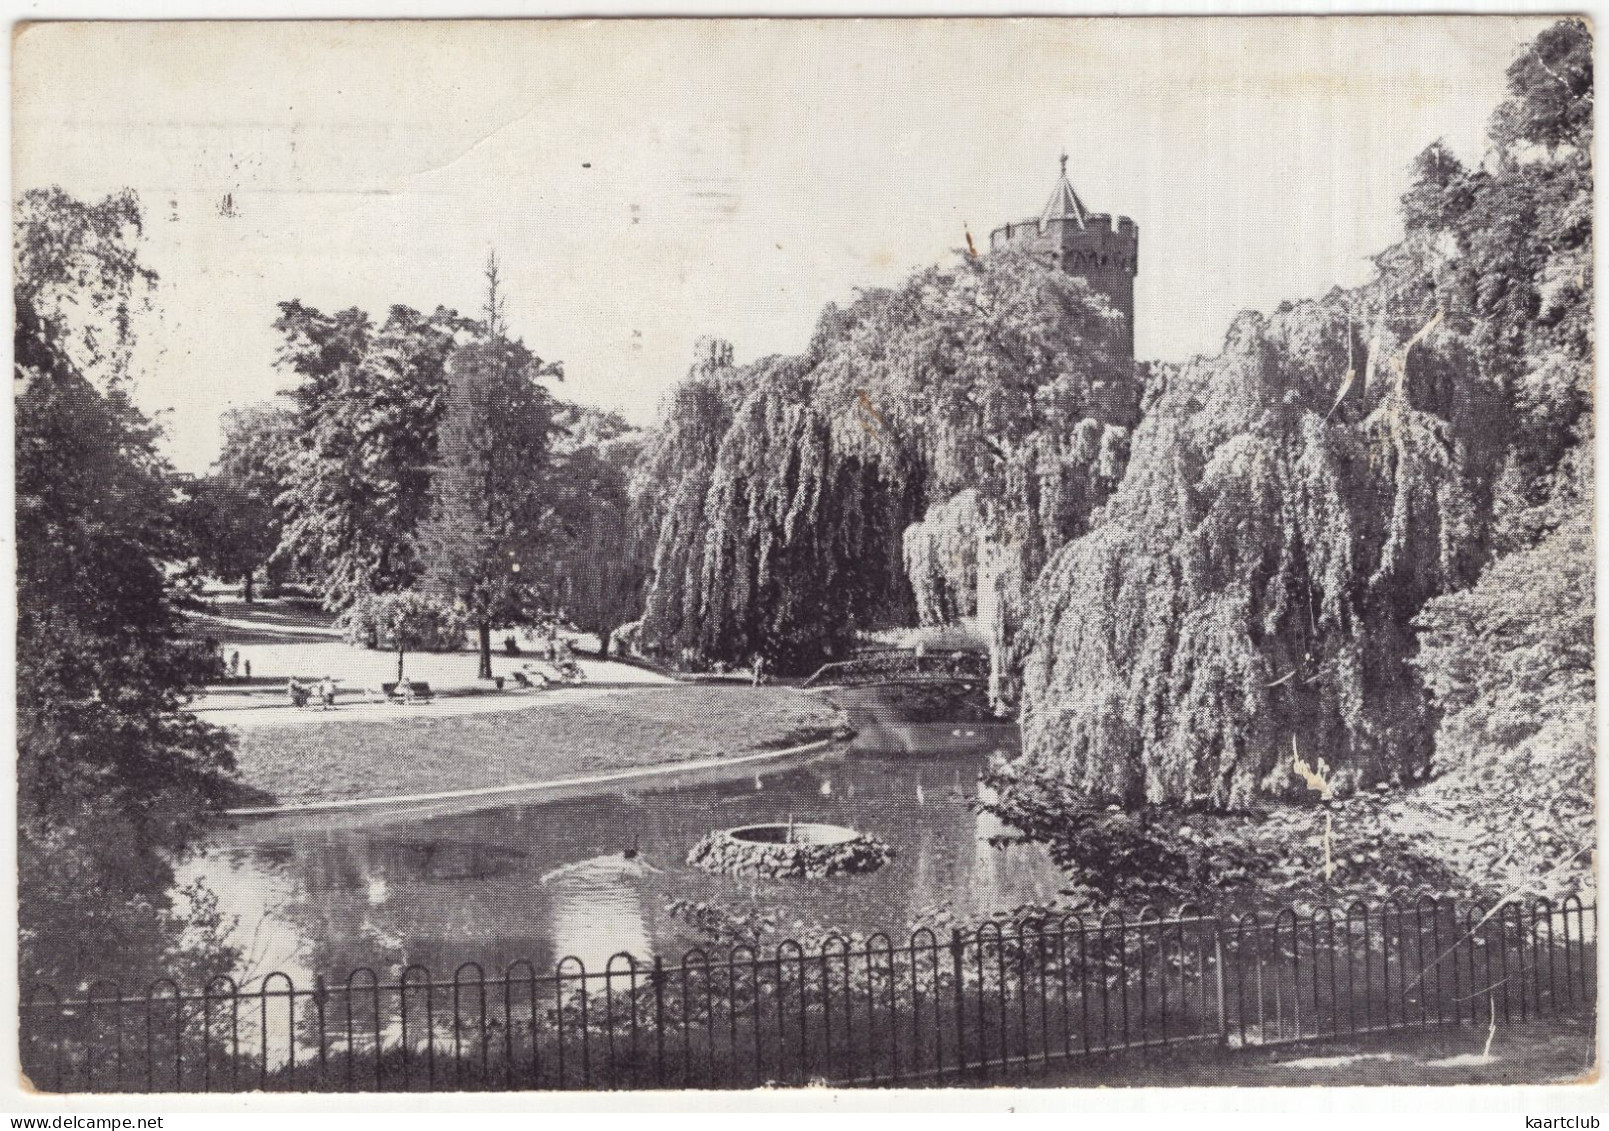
[[544, 856, 654, 972], [180, 736, 1067, 982]]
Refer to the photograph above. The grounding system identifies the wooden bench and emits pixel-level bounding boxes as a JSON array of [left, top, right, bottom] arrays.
[[375, 681, 435, 703]]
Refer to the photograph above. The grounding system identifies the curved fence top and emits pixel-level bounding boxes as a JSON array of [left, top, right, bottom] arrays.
[[18, 896, 1597, 1094], [23, 896, 1595, 1004]]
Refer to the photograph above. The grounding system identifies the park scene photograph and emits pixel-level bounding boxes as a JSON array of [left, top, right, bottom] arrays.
[[10, 15, 1597, 1093]]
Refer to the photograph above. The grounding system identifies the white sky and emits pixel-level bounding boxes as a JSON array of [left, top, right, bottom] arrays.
[[13, 16, 1551, 472]]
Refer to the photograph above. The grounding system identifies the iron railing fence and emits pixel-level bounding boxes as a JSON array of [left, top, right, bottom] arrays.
[[21, 897, 1596, 1093], [802, 651, 989, 689]]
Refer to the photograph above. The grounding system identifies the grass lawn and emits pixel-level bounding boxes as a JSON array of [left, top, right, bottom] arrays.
[[998, 1015, 1596, 1089], [228, 685, 851, 806]]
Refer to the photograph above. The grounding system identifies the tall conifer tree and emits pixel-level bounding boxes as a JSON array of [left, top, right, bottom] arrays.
[[419, 252, 562, 678]]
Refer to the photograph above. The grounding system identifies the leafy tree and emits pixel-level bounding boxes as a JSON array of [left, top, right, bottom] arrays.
[[216, 401, 297, 500], [339, 589, 468, 682], [1017, 294, 1493, 809], [14, 186, 153, 390], [417, 253, 562, 678], [1014, 18, 1592, 811], [270, 301, 374, 409], [635, 251, 1135, 677], [631, 337, 745, 659], [180, 474, 278, 600], [1414, 507, 1592, 769], [1491, 17, 1593, 152], [1409, 500, 1593, 892], [545, 404, 646, 656], [180, 404, 294, 600], [272, 301, 476, 608], [1404, 19, 1594, 890], [1400, 19, 1591, 541], [15, 188, 243, 984]]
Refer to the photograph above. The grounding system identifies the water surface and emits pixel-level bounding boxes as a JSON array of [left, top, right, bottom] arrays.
[[184, 717, 1067, 983]]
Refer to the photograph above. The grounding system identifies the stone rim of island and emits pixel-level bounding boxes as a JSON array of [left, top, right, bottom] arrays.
[[687, 822, 895, 879]]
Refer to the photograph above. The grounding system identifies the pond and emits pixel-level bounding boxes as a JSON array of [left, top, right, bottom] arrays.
[[180, 700, 1068, 985]]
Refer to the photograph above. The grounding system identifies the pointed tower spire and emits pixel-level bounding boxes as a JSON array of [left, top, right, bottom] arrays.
[[1041, 151, 1089, 229]]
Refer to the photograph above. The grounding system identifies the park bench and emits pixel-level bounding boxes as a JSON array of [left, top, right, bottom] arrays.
[[527, 660, 585, 685], [369, 681, 435, 704]]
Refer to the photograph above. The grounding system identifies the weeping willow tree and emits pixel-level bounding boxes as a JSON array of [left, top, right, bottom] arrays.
[[1016, 20, 1589, 811], [633, 249, 1138, 675], [1018, 291, 1500, 808], [902, 418, 1131, 699], [632, 336, 746, 656]]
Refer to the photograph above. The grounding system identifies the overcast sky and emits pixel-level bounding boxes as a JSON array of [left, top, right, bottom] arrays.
[[15, 16, 1551, 472]]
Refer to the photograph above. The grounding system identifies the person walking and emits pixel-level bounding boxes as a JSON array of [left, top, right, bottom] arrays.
[[229, 651, 241, 680], [319, 675, 336, 710]]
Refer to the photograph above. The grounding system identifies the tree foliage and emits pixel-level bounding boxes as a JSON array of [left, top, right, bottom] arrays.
[[272, 301, 477, 608], [1017, 297, 1491, 808], [1404, 19, 1595, 885], [339, 589, 468, 680], [544, 403, 646, 655], [634, 252, 1137, 674], [215, 401, 298, 507], [180, 404, 294, 600], [415, 253, 563, 677], [632, 337, 746, 660], [1410, 20, 1591, 541], [1415, 506, 1592, 768], [418, 337, 562, 674], [15, 188, 243, 984], [1015, 18, 1593, 811], [14, 186, 155, 390]]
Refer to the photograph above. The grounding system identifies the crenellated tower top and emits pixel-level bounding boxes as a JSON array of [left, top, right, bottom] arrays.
[[989, 155, 1139, 362]]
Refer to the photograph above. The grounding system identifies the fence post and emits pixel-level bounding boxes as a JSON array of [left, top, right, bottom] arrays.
[[314, 975, 328, 1089], [1212, 916, 1230, 1047], [652, 956, 666, 1088], [950, 929, 966, 1078]]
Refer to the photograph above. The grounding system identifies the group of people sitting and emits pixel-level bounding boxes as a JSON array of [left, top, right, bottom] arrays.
[[276, 627, 589, 710], [505, 630, 585, 683], [505, 630, 581, 662], [286, 675, 338, 709], [390, 677, 424, 703], [672, 647, 767, 685]]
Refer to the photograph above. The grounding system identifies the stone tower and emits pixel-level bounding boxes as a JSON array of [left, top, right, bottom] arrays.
[[988, 155, 1139, 362]]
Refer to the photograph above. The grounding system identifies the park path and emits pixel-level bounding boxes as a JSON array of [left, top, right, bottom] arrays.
[[191, 642, 675, 730], [193, 680, 652, 729], [185, 607, 343, 639]]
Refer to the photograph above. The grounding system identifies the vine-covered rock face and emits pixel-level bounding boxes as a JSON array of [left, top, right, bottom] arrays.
[[687, 827, 895, 879]]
